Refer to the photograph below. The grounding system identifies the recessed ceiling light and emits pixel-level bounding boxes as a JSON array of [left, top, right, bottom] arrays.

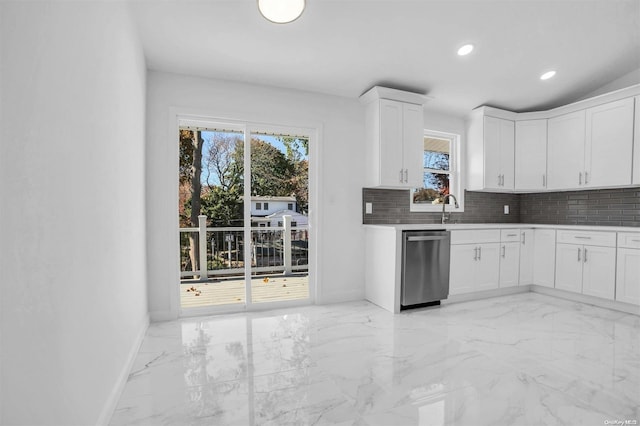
[[540, 70, 556, 80], [457, 44, 474, 56]]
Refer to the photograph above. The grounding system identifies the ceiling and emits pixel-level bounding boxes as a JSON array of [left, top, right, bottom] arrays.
[[129, 0, 640, 116]]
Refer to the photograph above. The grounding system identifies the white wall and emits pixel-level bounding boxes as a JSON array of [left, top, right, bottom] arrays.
[[146, 71, 366, 320], [0, 2, 148, 425]]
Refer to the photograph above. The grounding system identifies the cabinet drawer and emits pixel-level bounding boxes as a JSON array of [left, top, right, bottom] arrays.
[[500, 229, 521, 242], [556, 230, 616, 247], [451, 229, 500, 245], [618, 232, 640, 249]]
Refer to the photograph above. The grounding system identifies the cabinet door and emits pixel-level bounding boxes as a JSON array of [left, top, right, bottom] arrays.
[[449, 244, 478, 295], [515, 120, 547, 190], [483, 117, 515, 190], [476, 243, 500, 291], [378, 99, 404, 186], [555, 243, 583, 293], [499, 119, 515, 190], [547, 110, 585, 190], [581, 245, 616, 300], [533, 229, 556, 288], [402, 103, 425, 188], [519, 229, 534, 285], [585, 98, 634, 188], [483, 116, 502, 190], [634, 96, 640, 185], [499, 242, 520, 288], [616, 248, 640, 305]]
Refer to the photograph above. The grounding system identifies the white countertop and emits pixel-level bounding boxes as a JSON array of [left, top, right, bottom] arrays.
[[363, 223, 640, 233]]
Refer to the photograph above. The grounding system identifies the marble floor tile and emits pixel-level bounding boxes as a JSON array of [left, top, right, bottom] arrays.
[[111, 293, 640, 426]]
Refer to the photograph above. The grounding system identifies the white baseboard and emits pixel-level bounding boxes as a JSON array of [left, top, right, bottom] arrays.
[[531, 285, 640, 315], [442, 285, 530, 305], [96, 313, 150, 426], [441, 284, 639, 316]]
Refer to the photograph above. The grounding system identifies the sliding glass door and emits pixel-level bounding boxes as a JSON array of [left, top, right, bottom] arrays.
[[177, 118, 311, 313]]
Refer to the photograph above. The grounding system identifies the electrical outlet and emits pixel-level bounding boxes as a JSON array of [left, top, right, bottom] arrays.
[[365, 202, 373, 214], [504, 205, 510, 214]]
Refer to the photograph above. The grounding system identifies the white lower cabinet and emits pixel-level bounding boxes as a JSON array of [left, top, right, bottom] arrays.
[[554, 231, 616, 300], [582, 246, 616, 299], [499, 242, 520, 287], [450, 244, 480, 295], [519, 229, 534, 285], [533, 229, 556, 288], [616, 233, 640, 305], [555, 243, 584, 293], [450, 230, 500, 295], [499, 229, 521, 288]]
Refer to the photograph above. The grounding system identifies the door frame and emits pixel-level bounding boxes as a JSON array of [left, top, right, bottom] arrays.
[[171, 110, 320, 317]]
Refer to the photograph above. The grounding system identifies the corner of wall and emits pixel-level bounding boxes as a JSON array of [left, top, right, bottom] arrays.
[[97, 313, 150, 426]]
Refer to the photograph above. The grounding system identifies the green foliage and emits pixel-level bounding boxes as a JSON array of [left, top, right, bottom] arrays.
[[234, 139, 296, 197], [201, 186, 244, 227], [180, 132, 310, 227]]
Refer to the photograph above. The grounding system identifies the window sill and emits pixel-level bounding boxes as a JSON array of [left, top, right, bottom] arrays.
[[409, 204, 465, 213]]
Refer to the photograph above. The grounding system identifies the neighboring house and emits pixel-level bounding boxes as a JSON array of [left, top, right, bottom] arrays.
[[252, 209, 309, 228], [249, 196, 297, 217]]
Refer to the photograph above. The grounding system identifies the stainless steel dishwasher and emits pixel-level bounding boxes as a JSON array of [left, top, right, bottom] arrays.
[[401, 230, 451, 309]]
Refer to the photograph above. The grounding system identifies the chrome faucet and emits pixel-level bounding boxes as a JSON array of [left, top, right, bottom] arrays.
[[441, 194, 460, 224]]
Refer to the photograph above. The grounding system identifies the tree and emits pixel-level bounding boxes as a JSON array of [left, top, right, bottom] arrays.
[[279, 137, 309, 213], [179, 129, 205, 275], [233, 138, 296, 197]]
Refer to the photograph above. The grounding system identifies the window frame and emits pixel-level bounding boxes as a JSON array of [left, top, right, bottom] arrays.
[[409, 129, 464, 212], [256, 202, 262, 210]]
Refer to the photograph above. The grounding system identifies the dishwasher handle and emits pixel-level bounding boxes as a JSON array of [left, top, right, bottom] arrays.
[[407, 235, 449, 242]]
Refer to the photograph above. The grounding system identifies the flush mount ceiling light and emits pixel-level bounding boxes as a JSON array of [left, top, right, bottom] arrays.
[[540, 70, 556, 80], [457, 44, 474, 56], [258, 0, 305, 24]]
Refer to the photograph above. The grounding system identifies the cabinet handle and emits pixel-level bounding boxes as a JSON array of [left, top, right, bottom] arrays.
[[399, 169, 403, 183], [404, 169, 408, 183], [579, 172, 582, 185], [585, 171, 589, 184], [584, 248, 588, 263], [574, 236, 591, 240], [506, 233, 518, 237], [501, 174, 505, 186], [501, 245, 506, 258], [542, 174, 546, 187], [632, 239, 640, 243], [522, 233, 526, 245], [577, 248, 581, 262], [498, 174, 501, 186], [473, 247, 478, 261], [478, 246, 482, 261]]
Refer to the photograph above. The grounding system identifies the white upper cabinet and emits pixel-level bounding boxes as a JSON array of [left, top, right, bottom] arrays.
[[547, 110, 586, 190], [632, 96, 640, 185], [361, 87, 427, 188], [472, 86, 639, 193], [467, 112, 515, 191], [515, 120, 547, 191], [584, 97, 634, 188]]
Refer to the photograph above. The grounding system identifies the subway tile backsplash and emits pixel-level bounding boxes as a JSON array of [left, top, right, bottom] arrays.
[[362, 189, 521, 224], [520, 188, 640, 227], [363, 187, 640, 227]]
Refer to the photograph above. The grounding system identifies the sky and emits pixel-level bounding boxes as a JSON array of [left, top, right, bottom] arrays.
[[199, 130, 308, 186]]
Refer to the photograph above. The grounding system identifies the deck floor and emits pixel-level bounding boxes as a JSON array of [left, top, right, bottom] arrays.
[[180, 274, 309, 308]]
